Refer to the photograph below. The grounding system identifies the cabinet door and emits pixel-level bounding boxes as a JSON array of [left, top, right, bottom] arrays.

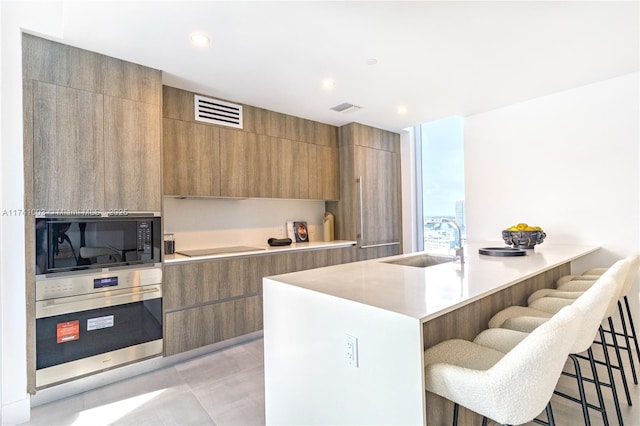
[[104, 96, 161, 211], [308, 144, 339, 200], [272, 139, 309, 199], [220, 129, 272, 198], [164, 261, 221, 310], [234, 296, 263, 337], [33, 82, 104, 211], [164, 300, 236, 356], [163, 118, 220, 197], [356, 145, 401, 247]]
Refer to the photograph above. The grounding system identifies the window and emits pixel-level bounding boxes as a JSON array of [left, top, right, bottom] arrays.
[[415, 116, 466, 253]]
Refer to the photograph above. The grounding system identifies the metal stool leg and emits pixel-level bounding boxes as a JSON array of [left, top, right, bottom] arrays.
[[452, 402, 459, 426], [600, 326, 624, 426], [618, 300, 638, 384], [608, 317, 632, 405], [624, 295, 640, 369], [588, 347, 609, 426]]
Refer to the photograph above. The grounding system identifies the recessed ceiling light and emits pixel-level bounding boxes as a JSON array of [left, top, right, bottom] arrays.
[[366, 58, 378, 66], [397, 106, 408, 115], [190, 32, 211, 47], [322, 79, 335, 90]]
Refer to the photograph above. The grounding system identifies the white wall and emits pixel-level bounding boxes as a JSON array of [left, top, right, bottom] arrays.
[[163, 197, 327, 250], [464, 72, 639, 310], [1, 2, 64, 423]]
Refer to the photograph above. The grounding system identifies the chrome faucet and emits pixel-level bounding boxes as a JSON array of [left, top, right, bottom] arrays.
[[440, 218, 464, 264]]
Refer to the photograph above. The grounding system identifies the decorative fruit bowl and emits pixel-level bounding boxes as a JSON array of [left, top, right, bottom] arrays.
[[502, 223, 546, 249]]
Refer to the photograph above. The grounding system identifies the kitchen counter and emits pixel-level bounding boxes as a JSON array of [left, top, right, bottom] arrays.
[[262, 243, 598, 425], [164, 240, 356, 264], [264, 242, 598, 322]]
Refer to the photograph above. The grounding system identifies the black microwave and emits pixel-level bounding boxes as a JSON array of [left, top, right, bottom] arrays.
[[36, 215, 161, 275]]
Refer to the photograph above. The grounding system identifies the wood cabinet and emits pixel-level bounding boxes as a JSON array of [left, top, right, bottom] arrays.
[[356, 145, 401, 247], [308, 144, 339, 201], [25, 34, 162, 212], [271, 138, 309, 199], [220, 129, 273, 198], [104, 96, 161, 211], [326, 123, 402, 260], [23, 34, 162, 393], [163, 118, 220, 197], [163, 246, 355, 356], [32, 82, 105, 211], [162, 85, 339, 200]]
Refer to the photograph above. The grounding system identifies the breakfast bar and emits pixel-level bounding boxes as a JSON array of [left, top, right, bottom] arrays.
[[262, 243, 599, 425]]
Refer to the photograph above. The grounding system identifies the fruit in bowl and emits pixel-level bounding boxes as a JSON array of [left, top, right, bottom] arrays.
[[502, 223, 546, 249]]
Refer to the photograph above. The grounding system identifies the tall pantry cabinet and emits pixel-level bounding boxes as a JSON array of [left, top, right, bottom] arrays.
[[326, 123, 402, 260], [22, 33, 162, 393]]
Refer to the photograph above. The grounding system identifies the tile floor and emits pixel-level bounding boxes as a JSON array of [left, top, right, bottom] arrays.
[[21, 336, 640, 426], [23, 338, 265, 426]]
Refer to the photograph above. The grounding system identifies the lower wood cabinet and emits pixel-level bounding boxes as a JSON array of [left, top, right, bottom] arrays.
[[164, 296, 261, 356], [163, 247, 355, 356]]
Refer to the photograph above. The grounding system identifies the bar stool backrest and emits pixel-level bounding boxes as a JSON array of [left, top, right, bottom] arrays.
[[479, 305, 581, 424], [600, 259, 631, 317], [570, 275, 617, 352]]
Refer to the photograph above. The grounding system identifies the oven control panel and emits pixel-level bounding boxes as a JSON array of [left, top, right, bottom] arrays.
[[35, 266, 162, 301]]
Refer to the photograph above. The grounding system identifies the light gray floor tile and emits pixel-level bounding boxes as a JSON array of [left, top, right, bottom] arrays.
[[82, 366, 187, 408], [20, 336, 640, 426], [24, 393, 86, 426]]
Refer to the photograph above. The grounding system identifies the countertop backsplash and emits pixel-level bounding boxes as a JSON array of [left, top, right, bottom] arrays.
[[163, 197, 326, 251]]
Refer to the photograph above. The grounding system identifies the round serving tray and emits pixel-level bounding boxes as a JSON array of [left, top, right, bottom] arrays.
[[479, 247, 528, 257]]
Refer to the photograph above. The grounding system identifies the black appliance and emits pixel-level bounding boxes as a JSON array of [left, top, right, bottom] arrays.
[[36, 215, 161, 275]]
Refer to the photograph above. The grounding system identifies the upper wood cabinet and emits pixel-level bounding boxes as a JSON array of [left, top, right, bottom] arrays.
[[271, 138, 309, 199], [32, 82, 105, 211], [309, 144, 339, 201], [161, 85, 339, 200], [220, 129, 273, 198], [163, 118, 220, 197], [24, 34, 162, 212], [104, 96, 162, 210]]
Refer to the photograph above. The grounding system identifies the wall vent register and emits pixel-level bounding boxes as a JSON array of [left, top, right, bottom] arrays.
[[194, 95, 243, 129]]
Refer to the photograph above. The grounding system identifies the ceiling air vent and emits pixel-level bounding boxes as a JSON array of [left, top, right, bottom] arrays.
[[194, 95, 243, 129], [330, 102, 362, 113]]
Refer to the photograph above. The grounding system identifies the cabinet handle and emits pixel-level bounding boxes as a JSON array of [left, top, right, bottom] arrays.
[[357, 176, 364, 241], [357, 176, 400, 249], [360, 242, 401, 249]]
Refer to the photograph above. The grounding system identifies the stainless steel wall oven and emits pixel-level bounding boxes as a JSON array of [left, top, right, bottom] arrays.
[[35, 215, 163, 388]]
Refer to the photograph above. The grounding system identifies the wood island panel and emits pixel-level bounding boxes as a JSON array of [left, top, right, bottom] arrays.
[[423, 262, 571, 425]]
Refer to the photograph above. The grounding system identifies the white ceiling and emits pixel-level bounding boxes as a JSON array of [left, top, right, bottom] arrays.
[[55, 1, 639, 133]]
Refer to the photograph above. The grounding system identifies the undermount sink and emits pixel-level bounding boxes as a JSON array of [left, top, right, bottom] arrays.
[[383, 253, 455, 268]]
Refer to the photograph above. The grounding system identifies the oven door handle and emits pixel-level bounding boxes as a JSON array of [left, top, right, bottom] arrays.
[[36, 285, 161, 319]]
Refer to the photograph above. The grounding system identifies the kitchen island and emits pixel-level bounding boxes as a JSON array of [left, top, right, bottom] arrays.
[[263, 243, 598, 425]]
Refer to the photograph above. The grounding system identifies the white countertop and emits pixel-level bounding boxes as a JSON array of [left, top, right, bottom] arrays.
[[264, 242, 599, 322], [164, 240, 356, 264]]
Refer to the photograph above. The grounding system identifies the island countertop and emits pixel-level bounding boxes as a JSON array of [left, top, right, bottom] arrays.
[[264, 242, 599, 322]]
